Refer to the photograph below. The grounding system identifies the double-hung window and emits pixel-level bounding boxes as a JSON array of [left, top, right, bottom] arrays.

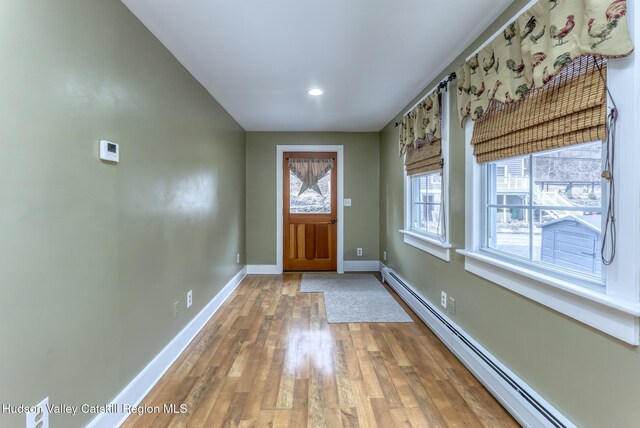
[[482, 141, 604, 288], [400, 88, 451, 261], [459, 52, 640, 344]]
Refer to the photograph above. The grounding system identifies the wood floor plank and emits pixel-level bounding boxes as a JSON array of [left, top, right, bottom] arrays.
[[122, 273, 518, 428], [354, 349, 384, 399], [238, 345, 276, 422], [291, 378, 309, 428], [351, 380, 378, 428], [389, 408, 412, 428], [369, 397, 396, 428], [368, 351, 403, 408], [333, 341, 355, 408], [308, 367, 326, 427], [401, 365, 448, 428], [339, 407, 360, 428]]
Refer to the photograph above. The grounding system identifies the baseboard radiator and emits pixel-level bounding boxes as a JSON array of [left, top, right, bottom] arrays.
[[381, 266, 574, 428]]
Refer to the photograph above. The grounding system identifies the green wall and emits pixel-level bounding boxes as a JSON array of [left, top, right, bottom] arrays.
[[3, 1, 638, 427], [246, 132, 379, 265], [379, 1, 640, 427], [0, 1, 245, 427]]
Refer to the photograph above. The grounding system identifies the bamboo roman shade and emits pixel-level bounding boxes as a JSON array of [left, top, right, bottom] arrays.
[[401, 92, 443, 175], [405, 140, 442, 175], [471, 56, 607, 163]]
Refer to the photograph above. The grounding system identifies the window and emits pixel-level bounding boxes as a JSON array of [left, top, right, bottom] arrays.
[[289, 170, 331, 214], [482, 142, 603, 285], [457, 6, 639, 345], [400, 87, 451, 261], [410, 172, 442, 237], [462, 102, 640, 344]]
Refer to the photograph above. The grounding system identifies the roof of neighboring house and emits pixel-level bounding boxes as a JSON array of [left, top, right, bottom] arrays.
[[540, 215, 601, 233]]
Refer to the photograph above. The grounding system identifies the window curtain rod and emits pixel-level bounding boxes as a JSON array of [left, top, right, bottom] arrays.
[[394, 73, 456, 127], [395, 0, 538, 129]]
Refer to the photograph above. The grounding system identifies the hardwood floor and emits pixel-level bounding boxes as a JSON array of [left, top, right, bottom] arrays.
[[122, 273, 519, 428]]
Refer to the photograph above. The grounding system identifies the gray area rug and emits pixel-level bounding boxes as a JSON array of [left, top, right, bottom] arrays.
[[300, 273, 413, 323]]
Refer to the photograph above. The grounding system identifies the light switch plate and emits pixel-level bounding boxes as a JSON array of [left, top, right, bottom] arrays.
[[343, 199, 352, 207]]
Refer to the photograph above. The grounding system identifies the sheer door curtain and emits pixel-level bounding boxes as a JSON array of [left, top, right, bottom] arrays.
[[288, 158, 334, 196]]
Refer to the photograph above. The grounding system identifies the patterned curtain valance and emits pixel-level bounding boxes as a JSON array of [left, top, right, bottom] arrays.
[[456, 0, 633, 124], [399, 91, 441, 156]]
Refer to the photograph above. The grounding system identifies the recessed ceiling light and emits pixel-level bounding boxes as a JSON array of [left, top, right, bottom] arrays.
[[308, 88, 323, 96]]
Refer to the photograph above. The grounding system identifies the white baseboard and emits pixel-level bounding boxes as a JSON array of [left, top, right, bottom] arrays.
[[87, 267, 247, 428], [343, 260, 380, 272], [246, 261, 379, 274], [246, 264, 281, 274], [380, 263, 574, 428]]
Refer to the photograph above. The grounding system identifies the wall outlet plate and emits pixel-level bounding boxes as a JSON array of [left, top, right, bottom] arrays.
[[26, 397, 49, 428], [356, 248, 363, 257], [440, 291, 448, 308], [343, 198, 352, 206], [383, 251, 387, 261], [448, 297, 456, 315], [187, 291, 193, 308], [236, 253, 240, 263]]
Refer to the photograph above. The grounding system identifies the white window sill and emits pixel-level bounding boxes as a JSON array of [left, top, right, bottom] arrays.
[[399, 230, 451, 261], [457, 249, 640, 345]]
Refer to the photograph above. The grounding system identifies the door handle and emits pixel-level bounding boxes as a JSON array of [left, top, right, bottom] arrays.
[[331, 219, 336, 224]]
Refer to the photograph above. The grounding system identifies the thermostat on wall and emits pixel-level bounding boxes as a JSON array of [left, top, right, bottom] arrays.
[[99, 140, 119, 163]]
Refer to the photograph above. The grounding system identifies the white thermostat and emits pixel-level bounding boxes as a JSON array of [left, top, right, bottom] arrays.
[[99, 140, 119, 163]]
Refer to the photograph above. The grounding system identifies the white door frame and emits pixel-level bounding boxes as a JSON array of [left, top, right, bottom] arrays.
[[277, 145, 344, 274]]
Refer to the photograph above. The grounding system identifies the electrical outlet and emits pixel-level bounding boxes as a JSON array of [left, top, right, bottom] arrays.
[[343, 198, 352, 207], [26, 397, 49, 428], [448, 297, 456, 315], [236, 253, 240, 263], [173, 301, 181, 319], [356, 248, 363, 257], [440, 291, 447, 308], [187, 290, 193, 308], [383, 251, 387, 261]]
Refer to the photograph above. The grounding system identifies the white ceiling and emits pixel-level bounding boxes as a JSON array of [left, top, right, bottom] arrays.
[[122, 0, 514, 131]]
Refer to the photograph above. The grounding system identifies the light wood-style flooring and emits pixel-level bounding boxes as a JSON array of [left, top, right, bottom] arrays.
[[123, 273, 518, 428]]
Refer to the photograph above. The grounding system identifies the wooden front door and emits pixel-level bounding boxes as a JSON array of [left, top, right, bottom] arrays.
[[284, 152, 337, 271]]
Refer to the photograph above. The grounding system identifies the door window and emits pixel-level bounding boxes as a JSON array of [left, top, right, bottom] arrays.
[[288, 158, 333, 214]]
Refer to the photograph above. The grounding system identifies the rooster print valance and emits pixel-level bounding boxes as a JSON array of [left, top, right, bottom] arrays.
[[456, 0, 633, 124], [399, 91, 441, 156]]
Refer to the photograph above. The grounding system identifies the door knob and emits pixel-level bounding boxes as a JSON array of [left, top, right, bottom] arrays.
[[331, 219, 336, 224]]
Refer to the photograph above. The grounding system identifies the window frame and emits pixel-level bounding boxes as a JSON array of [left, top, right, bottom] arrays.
[[400, 84, 452, 262], [409, 172, 443, 238], [458, 57, 640, 344], [479, 145, 607, 291]]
